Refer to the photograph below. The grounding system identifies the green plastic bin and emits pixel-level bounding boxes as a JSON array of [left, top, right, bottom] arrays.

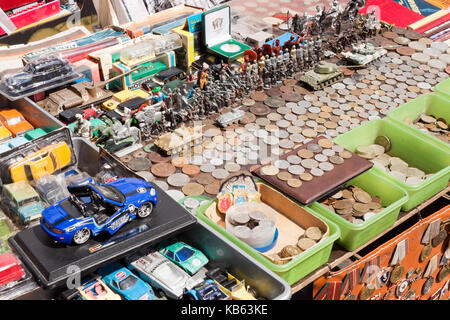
[[386, 93, 450, 152], [308, 169, 409, 251], [435, 77, 450, 100], [334, 119, 450, 211], [195, 188, 340, 285]]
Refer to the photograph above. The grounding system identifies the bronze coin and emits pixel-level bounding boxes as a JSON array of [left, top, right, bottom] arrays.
[[150, 162, 176, 178], [249, 103, 271, 116], [293, 85, 309, 94], [283, 78, 298, 86], [242, 98, 255, 106], [251, 91, 268, 102], [280, 85, 294, 93], [381, 40, 397, 50], [282, 92, 302, 102], [182, 164, 200, 177], [339, 66, 355, 76], [297, 149, 314, 159], [127, 157, 151, 171], [404, 30, 422, 40], [353, 190, 372, 204], [339, 150, 352, 159], [396, 46, 415, 56], [431, 229, 446, 247], [299, 173, 313, 181], [267, 87, 282, 97], [241, 112, 257, 124], [330, 155, 344, 164], [391, 26, 406, 35], [148, 152, 171, 163], [182, 182, 205, 196], [195, 172, 218, 185], [120, 155, 132, 163], [390, 265, 404, 284], [383, 31, 398, 39], [171, 156, 189, 168], [204, 182, 221, 195], [420, 244, 432, 262]]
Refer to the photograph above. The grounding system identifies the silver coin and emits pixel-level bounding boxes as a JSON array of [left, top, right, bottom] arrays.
[[210, 158, 224, 166], [274, 159, 290, 169], [167, 189, 185, 202], [271, 147, 282, 155], [277, 107, 290, 115], [430, 41, 448, 52], [287, 155, 302, 164], [191, 155, 204, 165], [315, 154, 328, 162], [290, 133, 304, 143], [184, 197, 200, 209], [286, 102, 297, 109], [308, 106, 321, 114], [245, 123, 259, 132], [428, 59, 446, 70], [292, 106, 307, 115], [310, 167, 324, 177], [417, 82, 432, 90], [288, 165, 305, 175], [264, 135, 279, 145], [236, 157, 249, 166], [287, 125, 302, 134], [279, 139, 294, 149], [225, 163, 241, 172], [408, 41, 426, 51], [276, 119, 291, 128], [254, 129, 269, 138], [319, 161, 334, 172], [167, 173, 191, 187], [412, 52, 430, 64], [212, 168, 229, 180], [307, 143, 323, 153], [301, 158, 319, 169], [306, 120, 318, 128], [332, 144, 344, 152], [322, 148, 335, 157], [267, 113, 282, 121], [154, 180, 169, 191], [423, 47, 441, 58], [275, 129, 290, 138], [284, 113, 297, 121], [256, 117, 271, 126]]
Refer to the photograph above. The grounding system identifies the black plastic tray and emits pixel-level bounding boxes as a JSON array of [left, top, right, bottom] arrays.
[[8, 137, 197, 288]]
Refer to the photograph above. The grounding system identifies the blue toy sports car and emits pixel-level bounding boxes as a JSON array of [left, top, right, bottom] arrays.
[[99, 263, 155, 300], [40, 177, 157, 245], [185, 279, 230, 300]]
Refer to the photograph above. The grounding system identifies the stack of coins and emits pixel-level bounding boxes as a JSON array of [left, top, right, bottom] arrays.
[[229, 210, 275, 231], [271, 226, 325, 264], [355, 136, 434, 185], [406, 114, 449, 144], [321, 185, 385, 224]]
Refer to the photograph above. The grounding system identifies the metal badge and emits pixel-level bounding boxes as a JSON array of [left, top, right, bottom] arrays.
[[396, 279, 409, 298], [422, 276, 434, 295]]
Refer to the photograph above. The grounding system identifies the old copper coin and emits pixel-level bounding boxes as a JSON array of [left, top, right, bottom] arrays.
[[195, 172, 218, 185], [397, 46, 415, 56], [390, 265, 404, 284], [261, 165, 279, 176], [359, 284, 375, 300], [293, 85, 309, 94], [127, 157, 151, 171], [354, 190, 372, 204], [339, 66, 355, 76], [333, 199, 353, 210], [182, 182, 205, 196], [151, 162, 176, 178], [267, 87, 282, 97], [242, 98, 255, 106], [280, 245, 302, 258], [284, 78, 298, 86], [339, 150, 352, 159], [297, 149, 314, 159], [330, 155, 344, 165], [299, 173, 313, 181], [383, 31, 398, 39], [280, 85, 294, 93], [251, 91, 268, 102], [282, 92, 302, 102], [148, 152, 171, 163], [431, 229, 446, 247], [277, 171, 292, 181], [241, 112, 257, 124], [318, 138, 334, 149], [250, 104, 271, 116], [182, 164, 200, 177], [392, 26, 406, 35], [120, 155, 132, 163], [404, 30, 422, 40], [305, 226, 322, 241], [205, 182, 221, 195], [419, 244, 432, 262], [171, 156, 189, 168]]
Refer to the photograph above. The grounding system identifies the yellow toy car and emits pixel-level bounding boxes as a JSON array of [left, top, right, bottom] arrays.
[[102, 89, 150, 111], [9, 141, 72, 182], [0, 122, 12, 144], [206, 268, 257, 300]]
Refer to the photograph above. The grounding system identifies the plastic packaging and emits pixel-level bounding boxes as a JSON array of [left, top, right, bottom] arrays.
[[0, 54, 81, 101], [226, 202, 277, 250], [34, 174, 70, 206]]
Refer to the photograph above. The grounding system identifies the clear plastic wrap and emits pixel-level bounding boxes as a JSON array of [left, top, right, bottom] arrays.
[[0, 54, 82, 101]]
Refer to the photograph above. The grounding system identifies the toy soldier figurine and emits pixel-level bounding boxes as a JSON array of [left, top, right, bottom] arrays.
[[273, 39, 283, 57], [277, 52, 285, 84], [303, 41, 310, 68], [185, 68, 195, 83], [262, 62, 271, 89], [296, 44, 304, 71], [74, 113, 91, 139], [308, 40, 315, 66], [151, 87, 167, 104], [257, 57, 265, 90], [244, 63, 252, 91], [198, 68, 209, 90], [290, 45, 297, 72], [366, 9, 378, 37], [315, 36, 323, 62], [250, 61, 259, 91], [285, 52, 293, 79]]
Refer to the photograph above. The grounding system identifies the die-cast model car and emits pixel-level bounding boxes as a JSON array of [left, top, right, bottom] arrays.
[[99, 264, 155, 300], [127, 250, 204, 299], [0, 122, 12, 143], [78, 276, 121, 300], [2, 180, 44, 223], [185, 279, 231, 300], [40, 177, 157, 245], [0, 109, 33, 137], [159, 241, 209, 275], [0, 253, 25, 289]]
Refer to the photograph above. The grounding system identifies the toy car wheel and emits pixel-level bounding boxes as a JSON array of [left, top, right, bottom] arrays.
[[72, 228, 91, 245], [137, 202, 154, 218]]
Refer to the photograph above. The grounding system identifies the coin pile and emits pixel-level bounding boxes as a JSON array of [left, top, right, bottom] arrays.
[[260, 138, 349, 185], [321, 185, 385, 224], [355, 138, 434, 185], [406, 113, 449, 144], [270, 226, 325, 264], [228, 210, 274, 230]]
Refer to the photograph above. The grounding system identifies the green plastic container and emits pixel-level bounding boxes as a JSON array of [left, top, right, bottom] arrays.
[[435, 77, 450, 100], [196, 189, 340, 285], [386, 93, 450, 152], [178, 195, 213, 215], [308, 169, 409, 251], [334, 119, 450, 211]]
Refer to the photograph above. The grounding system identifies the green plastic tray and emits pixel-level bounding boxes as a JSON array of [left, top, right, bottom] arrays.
[[308, 169, 408, 251], [334, 119, 450, 211], [195, 188, 340, 285], [178, 195, 213, 215], [386, 93, 450, 152], [435, 77, 450, 100]]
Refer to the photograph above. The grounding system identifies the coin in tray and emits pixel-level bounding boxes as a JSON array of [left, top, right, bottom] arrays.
[[251, 136, 373, 205]]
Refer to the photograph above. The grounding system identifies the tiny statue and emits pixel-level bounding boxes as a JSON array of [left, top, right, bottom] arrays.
[[232, 185, 248, 205], [247, 191, 261, 203], [151, 86, 167, 104]]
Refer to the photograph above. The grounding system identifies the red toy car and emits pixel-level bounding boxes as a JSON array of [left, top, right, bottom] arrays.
[[0, 253, 25, 288]]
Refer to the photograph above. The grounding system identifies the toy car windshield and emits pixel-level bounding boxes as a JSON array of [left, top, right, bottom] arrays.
[[6, 116, 24, 126], [118, 275, 137, 290], [176, 248, 195, 262]]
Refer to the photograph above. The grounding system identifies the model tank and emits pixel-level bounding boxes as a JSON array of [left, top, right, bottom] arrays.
[[341, 43, 387, 66], [299, 61, 344, 90], [216, 107, 245, 127], [154, 124, 203, 155]]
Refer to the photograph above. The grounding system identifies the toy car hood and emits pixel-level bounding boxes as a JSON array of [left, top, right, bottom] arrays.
[[41, 202, 74, 227]]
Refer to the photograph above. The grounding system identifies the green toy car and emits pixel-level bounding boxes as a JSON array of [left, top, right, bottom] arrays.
[[159, 241, 209, 275], [24, 128, 48, 141], [2, 180, 44, 224]]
